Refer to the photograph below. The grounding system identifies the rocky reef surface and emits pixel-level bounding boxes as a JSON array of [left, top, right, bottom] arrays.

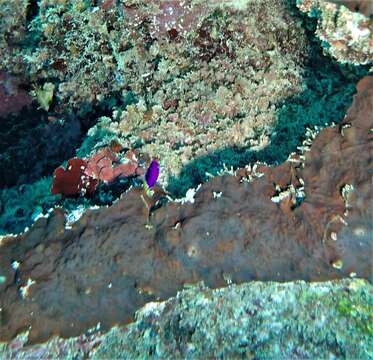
[[1, 0, 311, 186], [0, 279, 372, 359], [0, 74, 372, 345], [1, 0, 370, 235], [0, 0, 372, 358], [297, 0, 373, 65]]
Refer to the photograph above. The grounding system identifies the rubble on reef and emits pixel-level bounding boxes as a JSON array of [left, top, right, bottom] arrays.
[[0, 75, 371, 344], [0, 279, 372, 359], [297, 0, 373, 65]]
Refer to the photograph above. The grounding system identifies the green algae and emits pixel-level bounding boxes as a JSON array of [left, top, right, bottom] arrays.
[[34, 82, 55, 111], [0, 177, 57, 235], [337, 292, 373, 337]]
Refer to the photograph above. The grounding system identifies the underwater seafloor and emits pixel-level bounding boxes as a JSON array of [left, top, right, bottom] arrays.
[[0, 0, 372, 358]]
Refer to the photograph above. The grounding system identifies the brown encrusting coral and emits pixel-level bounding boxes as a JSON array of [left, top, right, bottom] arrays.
[[0, 76, 371, 344]]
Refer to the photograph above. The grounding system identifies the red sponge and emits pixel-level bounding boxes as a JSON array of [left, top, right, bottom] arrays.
[[51, 158, 98, 197]]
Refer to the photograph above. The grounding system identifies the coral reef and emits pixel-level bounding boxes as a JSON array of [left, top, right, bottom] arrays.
[[0, 76, 371, 343], [0, 0, 31, 75], [51, 147, 144, 197], [0, 279, 371, 359], [297, 0, 373, 65], [0, 0, 372, 356], [1, 0, 362, 235], [1, 0, 309, 181], [0, 0, 328, 197], [0, 0, 305, 119], [329, 0, 373, 17], [115, 0, 309, 185]]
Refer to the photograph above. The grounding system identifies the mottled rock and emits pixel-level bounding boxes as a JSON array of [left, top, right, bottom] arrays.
[[1, 279, 372, 359], [297, 0, 373, 65], [92, 279, 373, 359], [0, 76, 372, 343]]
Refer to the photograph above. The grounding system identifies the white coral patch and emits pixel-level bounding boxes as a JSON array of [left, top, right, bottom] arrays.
[[174, 185, 202, 204], [20, 278, 36, 299], [346, 19, 370, 41], [11, 260, 20, 270], [213, 191, 223, 199]]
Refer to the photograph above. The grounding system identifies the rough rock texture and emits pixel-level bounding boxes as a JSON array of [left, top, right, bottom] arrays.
[[329, 0, 373, 17], [297, 0, 373, 65], [90, 279, 373, 359], [0, 76, 371, 344], [0, 0, 310, 181], [0, 279, 372, 359], [0, 0, 307, 120], [116, 0, 309, 185]]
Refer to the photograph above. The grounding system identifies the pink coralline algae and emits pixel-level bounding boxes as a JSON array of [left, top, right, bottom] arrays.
[[123, 0, 208, 39], [52, 148, 143, 197], [0, 71, 32, 118], [84, 148, 139, 184]]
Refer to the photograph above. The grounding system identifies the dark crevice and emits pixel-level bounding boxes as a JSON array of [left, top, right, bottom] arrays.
[[26, 0, 39, 23], [0, 107, 82, 189]]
